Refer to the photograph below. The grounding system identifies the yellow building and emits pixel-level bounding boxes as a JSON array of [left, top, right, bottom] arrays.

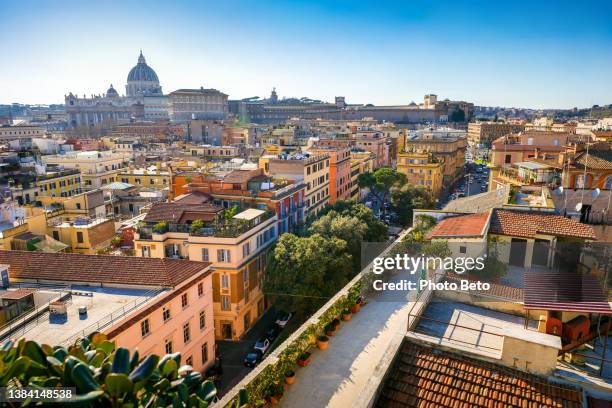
[[350, 150, 376, 201], [397, 151, 444, 198], [36, 168, 82, 198], [118, 166, 171, 190], [133, 199, 277, 340], [42, 150, 130, 191]]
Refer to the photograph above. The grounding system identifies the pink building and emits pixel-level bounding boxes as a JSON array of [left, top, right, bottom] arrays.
[[0, 251, 216, 373]]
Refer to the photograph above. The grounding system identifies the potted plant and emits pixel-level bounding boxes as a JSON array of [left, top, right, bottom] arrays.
[[190, 219, 205, 234], [350, 301, 361, 314], [342, 309, 352, 321], [285, 369, 296, 385], [332, 318, 341, 330], [317, 335, 329, 350], [267, 383, 284, 405], [297, 351, 311, 367], [153, 221, 169, 234], [325, 323, 336, 337]]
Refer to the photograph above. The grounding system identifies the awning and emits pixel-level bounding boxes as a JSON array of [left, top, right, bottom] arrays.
[[524, 271, 612, 314]]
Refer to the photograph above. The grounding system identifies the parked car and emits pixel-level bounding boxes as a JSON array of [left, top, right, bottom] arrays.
[[254, 337, 271, 354], [275, 311, 293, 328], [266, 324, 281, 341], [243, 350, 263, 368]]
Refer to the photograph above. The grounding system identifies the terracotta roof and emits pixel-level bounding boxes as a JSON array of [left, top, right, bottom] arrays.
[[426, 212, 490, 239], [490, 209, 597, 240], [573, 144, 612, 170], [376, 340, 583, 408], [0, 251, 211, 288], [144, 201, 223, 223]]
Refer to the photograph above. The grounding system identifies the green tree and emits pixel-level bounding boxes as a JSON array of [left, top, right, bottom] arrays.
[[308, 210, 368, 272], [357, 168, 406, 215], [317, 201, 388, 242], [390, 185, 435, 226], [263, 233, 353, 316]]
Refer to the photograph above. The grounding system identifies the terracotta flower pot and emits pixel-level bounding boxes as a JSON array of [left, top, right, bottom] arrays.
[[351, 303, 361, 314], [317, 336, 329, 350], [269, 395, 281, 405], [342, 312, 352, 321], [285, 374, 295, 385], [326, 329, 335, 337], [297, 353, 311, 367]]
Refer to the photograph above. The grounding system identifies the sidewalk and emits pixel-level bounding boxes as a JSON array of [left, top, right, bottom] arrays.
[[279, 271, 417, 408]]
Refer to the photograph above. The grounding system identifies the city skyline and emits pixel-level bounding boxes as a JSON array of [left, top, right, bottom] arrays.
[[1, 0, 612, 108]]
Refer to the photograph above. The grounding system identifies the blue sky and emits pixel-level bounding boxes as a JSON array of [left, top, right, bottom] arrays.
[[1, 0, 611, 108]]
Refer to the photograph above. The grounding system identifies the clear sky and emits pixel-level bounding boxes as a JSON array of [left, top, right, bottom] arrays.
[[1, 0, 611, 108]]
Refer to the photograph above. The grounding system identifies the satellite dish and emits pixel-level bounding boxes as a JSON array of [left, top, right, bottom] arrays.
[[575, 202, 583, 212], [555, 187, 564, 196], [592, 188, 601, 198]]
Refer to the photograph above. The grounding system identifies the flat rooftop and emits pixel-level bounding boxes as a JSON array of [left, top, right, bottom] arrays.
[[408, 300, 539, 359], [17, 286, 162, 346]]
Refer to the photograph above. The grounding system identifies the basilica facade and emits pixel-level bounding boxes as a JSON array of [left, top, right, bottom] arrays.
[[65, 51, 166, 128]]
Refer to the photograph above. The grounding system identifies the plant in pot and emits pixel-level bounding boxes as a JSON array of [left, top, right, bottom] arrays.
[[325, 323, 336, 337], [285, 369, 296, 385], [297, 351, 311, 367], [342, 309, 352, 321], [332, 318, 341, 330], [266, 383, 284, 405], [350, 301, 361, 314], [317, 335, 329, 350]]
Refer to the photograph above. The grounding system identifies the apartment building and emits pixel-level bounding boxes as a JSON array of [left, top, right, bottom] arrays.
[[185, 144, 243, 160], [36, 168, 82, 198], [467, 121, 525, 147], [42, 151, 130, 190], [184, 168, 306, 234], [349, 150, 376, 201], [133, 196, 277, 340], [118, 166, 171, 190], [490, 131, 571, 167], [0, 251, 215, 373], [0, 125, 46, 141], [403, 128, 467, 186], [309, 146, 352, 204], [168, 88, 228, 121], [396, 151, 444, 198], [262, 153, 330, 217]]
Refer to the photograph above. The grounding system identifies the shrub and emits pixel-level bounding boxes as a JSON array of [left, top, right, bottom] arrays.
[[0, 332, 217, 407], [153, 221, 169, 234]]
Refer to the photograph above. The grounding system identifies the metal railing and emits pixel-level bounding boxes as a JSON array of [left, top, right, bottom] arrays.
[[60, 288, 164, 346]]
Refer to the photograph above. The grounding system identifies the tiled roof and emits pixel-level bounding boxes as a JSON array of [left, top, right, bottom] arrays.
[[0, 251, 211, 288], [426, 212, 490, 239], [573, 144, 612, 170], [376, 340, 583, 408], [144, 201, 222, 223], [489, 209, 597, 240], [0, 288, 36, 300]]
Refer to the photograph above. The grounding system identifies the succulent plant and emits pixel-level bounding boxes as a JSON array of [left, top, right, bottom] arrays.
[[0, 332, 217, 407]]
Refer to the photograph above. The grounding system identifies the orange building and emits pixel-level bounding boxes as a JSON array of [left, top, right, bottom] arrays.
[[309, 146, 352, 203]]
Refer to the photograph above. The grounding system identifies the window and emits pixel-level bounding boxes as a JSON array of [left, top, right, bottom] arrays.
[[202, 248, 209, 262], [76, 203, 81, 210], [181, 293, 189, 308], [459, 246, 467, 254], [242, 242, 250, 257], [201, 342, 209, 364], [165, 338, 173, 354], [198, 282, 204, 297], [140, 319, 150, 337], [186, 356, 193, 366], [199, 310, 206, 329], [217, 249, 230, 262], [183, 322, 191, 343], [221, 295, 231, 311], [52, 231, 59, 241], [221, 274, 229, 289], [76, 231, 84, 244], [162, 307, 171, 322], [505, 154, 512, 164]]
